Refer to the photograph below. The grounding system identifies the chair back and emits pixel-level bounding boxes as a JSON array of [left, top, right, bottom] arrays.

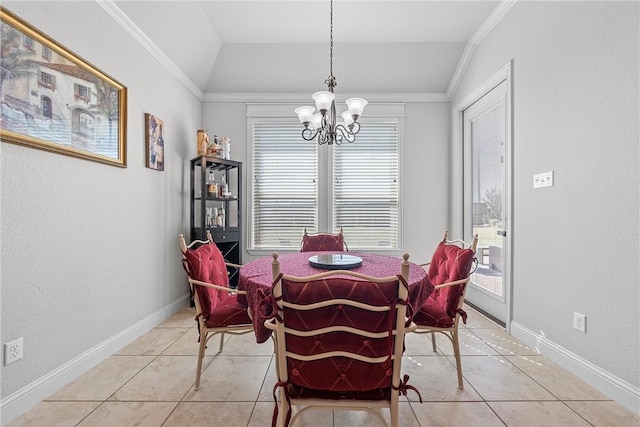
[[269, 252, 410, 400], [180, 233, 229, 319], [427, 231, 478, 318], [300, 226, 347, 252]]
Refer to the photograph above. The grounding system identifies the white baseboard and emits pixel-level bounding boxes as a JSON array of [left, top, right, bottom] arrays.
[[0, 295, 190, 425], [510, 321, 640, 415]]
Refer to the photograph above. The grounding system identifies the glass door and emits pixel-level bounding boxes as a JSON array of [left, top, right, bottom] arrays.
[[463, 79, 509, 325]]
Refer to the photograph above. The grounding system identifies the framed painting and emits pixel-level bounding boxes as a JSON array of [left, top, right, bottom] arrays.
[[0, 7, 127, 167], [145, 113, 164, 171]]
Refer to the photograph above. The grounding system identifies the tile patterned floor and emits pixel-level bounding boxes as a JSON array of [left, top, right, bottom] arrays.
[[9, 305, 639, 426]]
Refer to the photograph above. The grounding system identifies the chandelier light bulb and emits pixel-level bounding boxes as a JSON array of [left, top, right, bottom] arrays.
[[341, 110, 354, 126], [295, 106, 316, 125], [345, 98, 368, 119], [311, 113, 323, 130], [312, 91, 335, 114]]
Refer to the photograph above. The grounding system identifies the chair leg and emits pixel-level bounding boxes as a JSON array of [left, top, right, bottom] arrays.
[[218, 332, 225, 352], [194, 331, 208, 391], [390, 396, 399, 427], [431, 331, 437, 352], [279, 389, 290, 427], [451, 329, 464, 389]]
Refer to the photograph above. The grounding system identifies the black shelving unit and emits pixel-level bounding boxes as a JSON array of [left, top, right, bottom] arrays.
[[190, 156, 242, 288]]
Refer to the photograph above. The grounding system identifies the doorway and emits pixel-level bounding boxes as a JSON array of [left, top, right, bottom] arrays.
[[458, 65, 512, 328]]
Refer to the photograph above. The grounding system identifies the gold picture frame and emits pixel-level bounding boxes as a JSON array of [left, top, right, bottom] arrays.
[[0, 7, 127, 167]]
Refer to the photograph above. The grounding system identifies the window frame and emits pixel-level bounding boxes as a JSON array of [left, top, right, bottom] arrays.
[[246, 103, 404, 256]]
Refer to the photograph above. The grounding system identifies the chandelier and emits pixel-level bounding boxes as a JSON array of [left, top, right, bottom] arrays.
[[294, 0, 367, 145]]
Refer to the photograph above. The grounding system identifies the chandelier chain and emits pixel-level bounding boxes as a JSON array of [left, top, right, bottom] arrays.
[[329, 0, 333, 79]]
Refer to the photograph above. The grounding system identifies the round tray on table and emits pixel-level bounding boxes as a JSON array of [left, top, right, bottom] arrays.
[[308, 254, 363, 270]]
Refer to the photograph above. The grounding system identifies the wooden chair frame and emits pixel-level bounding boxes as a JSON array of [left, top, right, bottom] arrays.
[[265, 252, 416, 427], [179, 231, 254, 390], [413, 230, 478, 389], [301, 226, 349, 251]]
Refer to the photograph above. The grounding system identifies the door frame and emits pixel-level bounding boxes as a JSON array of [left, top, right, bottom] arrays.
[[450, 61, 513, 332]]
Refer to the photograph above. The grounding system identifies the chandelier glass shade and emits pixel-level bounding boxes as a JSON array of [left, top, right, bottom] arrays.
[[294, 1, 367, 145]]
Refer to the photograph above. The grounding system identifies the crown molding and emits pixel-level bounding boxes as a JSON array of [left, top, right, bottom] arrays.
[[96, 0, 203, 100], [447, 0, 518, 98], [97, 0, 516, 104], [203, 92, 449, 104]]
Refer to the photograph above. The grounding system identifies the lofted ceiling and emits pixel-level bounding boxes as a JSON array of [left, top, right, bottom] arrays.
[[107, 0, 512, 100]]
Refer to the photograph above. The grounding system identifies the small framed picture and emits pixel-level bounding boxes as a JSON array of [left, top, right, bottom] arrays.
[[145, 113, 164, 171]]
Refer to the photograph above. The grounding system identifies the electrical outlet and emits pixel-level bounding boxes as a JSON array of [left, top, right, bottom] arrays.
[[4, 337, 23, 365], [573, 312, 586, 333]]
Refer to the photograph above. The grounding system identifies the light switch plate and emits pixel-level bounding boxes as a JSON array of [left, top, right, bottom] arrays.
[[533, 171, 554, 188]]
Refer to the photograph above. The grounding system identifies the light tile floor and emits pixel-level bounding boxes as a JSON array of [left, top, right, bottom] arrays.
[[9, 305, 639, 427]]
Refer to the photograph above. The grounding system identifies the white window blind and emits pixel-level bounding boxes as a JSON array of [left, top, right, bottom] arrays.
[[251, 121, 318, 248], [333, 121, 399, 249], [249, 112, 401, 252]]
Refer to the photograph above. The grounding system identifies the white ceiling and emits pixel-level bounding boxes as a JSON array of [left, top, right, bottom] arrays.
[[109, 0, 509, 99]]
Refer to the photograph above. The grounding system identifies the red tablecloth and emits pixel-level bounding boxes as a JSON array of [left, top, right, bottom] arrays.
[[238, 251, 434, 343]]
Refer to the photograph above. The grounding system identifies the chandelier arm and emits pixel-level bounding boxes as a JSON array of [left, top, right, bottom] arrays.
[[335, 124, 357, 143], [349, 121, 361, 135], [318, 130, 332, 145], [301, 127, 320, 141]]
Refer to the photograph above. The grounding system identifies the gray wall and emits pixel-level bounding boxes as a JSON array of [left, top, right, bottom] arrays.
[[451, 1, 639, 387], [201, 101, 451, 265], [1, 1, 199, 399]]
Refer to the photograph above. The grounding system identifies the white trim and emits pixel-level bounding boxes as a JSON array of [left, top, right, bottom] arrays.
[[510, 321, 640, 415], [246, 105, 404, 252], [451, 61, 513, 329], [96, 0, 203, 100], [447, 0, 517, 98], [453, 62, 512, 112], [470, 0, 519, 45], [204, 92, 448, 104], [0, 295, 190, 425], [447, 42, 477, 99]]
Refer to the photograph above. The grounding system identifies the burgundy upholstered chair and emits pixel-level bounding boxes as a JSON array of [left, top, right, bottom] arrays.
[[179, 232, 253, 390], [412, 231, 478, 389], [265, 252, 420, 427], [300, 226, 348, 252]]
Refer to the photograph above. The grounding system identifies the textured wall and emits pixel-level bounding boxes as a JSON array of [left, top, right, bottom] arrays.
[[1, 1, 200, 398], [451, 1, 639, 386]]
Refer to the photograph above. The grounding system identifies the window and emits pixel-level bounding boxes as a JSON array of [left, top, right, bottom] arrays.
[[41, 45, 51, 61], [41, 96, 52, 118], [251, 120, 318, 249], [332, 122, 399, 248], [74, 83, 91, 103], [38, 71, 55, 90], [248, 104, 402, 252], [23, 35, 34, 51]]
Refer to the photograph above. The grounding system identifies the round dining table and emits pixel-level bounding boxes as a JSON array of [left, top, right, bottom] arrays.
[[237, 251, 434, 343]]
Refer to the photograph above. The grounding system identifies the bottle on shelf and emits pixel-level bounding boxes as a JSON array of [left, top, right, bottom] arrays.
[[216, 206, 225, 227], [207, 170, 218, 198], [221, 137, 231, 160], [197, 129, 209, 156], [211, 207, 219, 227], [206, 207, 213, 227], [220, 175, 230, 198]]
